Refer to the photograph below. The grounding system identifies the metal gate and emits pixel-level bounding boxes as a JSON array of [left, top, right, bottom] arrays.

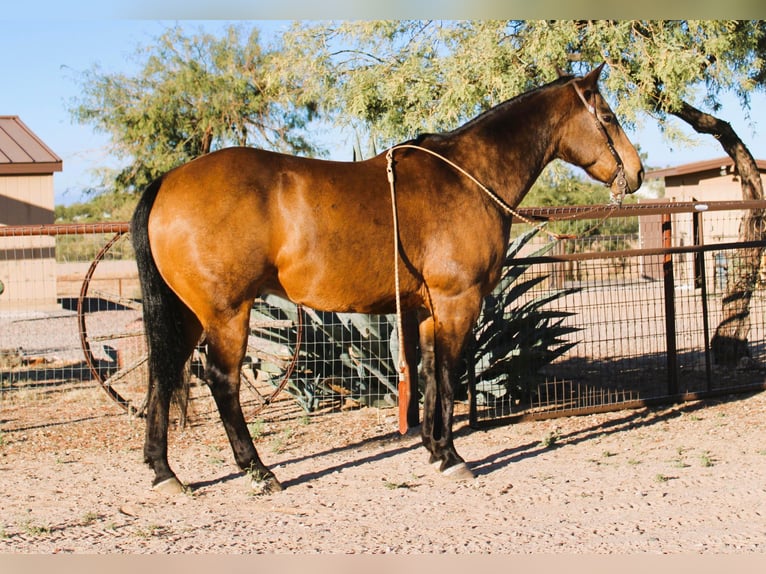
[[467, 200, 766, 427]]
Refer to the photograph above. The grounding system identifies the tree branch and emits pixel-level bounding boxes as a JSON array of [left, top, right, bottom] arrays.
[[670, 99, 763, 202]]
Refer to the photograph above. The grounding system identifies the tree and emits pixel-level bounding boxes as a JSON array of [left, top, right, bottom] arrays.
[[274, 21, 544, 146], [279, 19, 766, 365], [71, 24, 319, 194], [574, 20, 766, 365]]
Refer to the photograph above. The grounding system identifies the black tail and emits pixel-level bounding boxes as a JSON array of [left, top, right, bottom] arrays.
[[131, 178, 191, 407]]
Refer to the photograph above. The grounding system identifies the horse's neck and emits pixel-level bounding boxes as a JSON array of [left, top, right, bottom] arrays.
[[447, 90, 564, 208]]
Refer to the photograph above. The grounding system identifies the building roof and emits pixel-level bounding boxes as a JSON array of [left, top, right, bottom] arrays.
[[647, 156, 766, 180], [0, 116, 62, 175]]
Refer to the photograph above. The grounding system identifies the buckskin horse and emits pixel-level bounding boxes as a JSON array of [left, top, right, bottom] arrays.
[[131, 63, 643, 494]]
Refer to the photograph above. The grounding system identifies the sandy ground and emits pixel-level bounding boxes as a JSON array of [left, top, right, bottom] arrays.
[[1, 380, 765, 554]]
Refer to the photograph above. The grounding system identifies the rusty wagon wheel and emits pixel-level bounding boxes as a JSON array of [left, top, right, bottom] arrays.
[[77, 230, 303, 419]]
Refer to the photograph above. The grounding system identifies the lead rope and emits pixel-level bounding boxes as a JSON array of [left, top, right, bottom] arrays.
[[386, 149, 408, 383]]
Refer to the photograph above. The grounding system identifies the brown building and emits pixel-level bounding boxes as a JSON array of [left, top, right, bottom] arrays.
[[647, 156, 766, 242], [643, 157, 766, 284], [0, 116, 63, 310]]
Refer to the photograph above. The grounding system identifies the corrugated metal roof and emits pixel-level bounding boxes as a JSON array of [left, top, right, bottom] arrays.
[[647, 156, 766, 180], [0, 116, 62, 175]]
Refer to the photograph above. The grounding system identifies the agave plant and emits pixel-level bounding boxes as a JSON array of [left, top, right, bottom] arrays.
[[464, 226, 581, 407]]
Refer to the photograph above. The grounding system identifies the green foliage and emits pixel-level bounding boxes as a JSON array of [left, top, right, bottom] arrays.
[[53, 193, 138, 262], [539, 431, 561, 449], [277, 21, 541, 148], [279, 20, 765, 161], [521, 164, 640, 246], [54, 234, 133, 264], [464, 227, 581, 407], [70, 24, 319, 194], [247, 419, 265, 440], [54, 192, 137, 223], [522, 165, 622, 209]]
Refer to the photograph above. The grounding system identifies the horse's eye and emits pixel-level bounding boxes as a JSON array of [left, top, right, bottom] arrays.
[[600, 114, 614, 124]]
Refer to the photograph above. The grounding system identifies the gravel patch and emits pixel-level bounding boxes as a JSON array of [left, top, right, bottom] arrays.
[[1, 377, 765, 554]]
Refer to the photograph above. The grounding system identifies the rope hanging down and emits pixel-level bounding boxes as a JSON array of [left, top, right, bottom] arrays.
[[386, 148, 408, 382]]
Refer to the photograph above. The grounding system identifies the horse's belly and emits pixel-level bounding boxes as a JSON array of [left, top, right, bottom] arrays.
[[275, 259, 399, 315]]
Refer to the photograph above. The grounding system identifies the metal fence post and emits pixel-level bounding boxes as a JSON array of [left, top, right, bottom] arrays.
[[693, 208, 713, 392], [663, 212, 679, 395]]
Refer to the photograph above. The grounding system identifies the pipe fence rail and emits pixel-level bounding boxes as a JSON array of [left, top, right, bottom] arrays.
[[469, 200, 766, 426], [1, 202, 765, 429], [471, 234, 766, 427]]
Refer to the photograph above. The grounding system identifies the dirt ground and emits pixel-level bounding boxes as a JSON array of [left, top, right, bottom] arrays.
[[1, 380, 765, 554]]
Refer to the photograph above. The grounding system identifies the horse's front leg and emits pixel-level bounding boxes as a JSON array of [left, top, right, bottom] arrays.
[[418, 314, 440, 465], [419, 298, 479, 480]]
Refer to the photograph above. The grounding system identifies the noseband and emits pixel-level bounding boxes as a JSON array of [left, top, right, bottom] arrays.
[[571, 82, 629, 206]]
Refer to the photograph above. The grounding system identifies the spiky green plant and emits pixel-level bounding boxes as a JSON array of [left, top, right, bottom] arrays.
[[462, 226, 581, 407]]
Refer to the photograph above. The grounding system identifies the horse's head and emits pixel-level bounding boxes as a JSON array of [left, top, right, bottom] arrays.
[[558, 63, 644, 204]]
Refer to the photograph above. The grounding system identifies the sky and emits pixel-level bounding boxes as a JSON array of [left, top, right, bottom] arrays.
[[3, 16, 766, 206]]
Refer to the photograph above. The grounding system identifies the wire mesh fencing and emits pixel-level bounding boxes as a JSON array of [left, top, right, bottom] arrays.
[[0, 224, 130, 398], [2, 202, 766, 430], [470, 203, 766, 425], [0, 223, 399, 420]]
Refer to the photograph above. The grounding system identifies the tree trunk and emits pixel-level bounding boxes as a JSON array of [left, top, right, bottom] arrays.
[[671, 101, 765, 366]]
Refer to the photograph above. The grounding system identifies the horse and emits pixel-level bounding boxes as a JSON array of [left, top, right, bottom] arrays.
[[131, 63, 643, 495]]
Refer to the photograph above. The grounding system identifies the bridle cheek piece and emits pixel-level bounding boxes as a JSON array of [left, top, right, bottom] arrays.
[[571, 82, 629, 206]]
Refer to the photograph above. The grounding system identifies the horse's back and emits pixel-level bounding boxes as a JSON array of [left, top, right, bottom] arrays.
[[145, 147, 395, 318]]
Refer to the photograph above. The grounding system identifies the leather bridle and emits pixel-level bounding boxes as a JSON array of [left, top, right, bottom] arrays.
[[571, 81, 629, 206]]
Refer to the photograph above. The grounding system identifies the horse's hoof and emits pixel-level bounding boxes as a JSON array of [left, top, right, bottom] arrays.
[[250, 475, 283, 495], [152, 477, 186, 495], [441, 462, 475, 481]]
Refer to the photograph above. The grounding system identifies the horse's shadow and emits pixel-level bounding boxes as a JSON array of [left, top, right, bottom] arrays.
[[188, 430, 420, 491], [189, 395, 736, 492], [468, 400, 709, 477]]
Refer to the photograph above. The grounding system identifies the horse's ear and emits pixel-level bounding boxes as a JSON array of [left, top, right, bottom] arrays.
[[582, 62, 606, 87], [556, 66, 568, 78]]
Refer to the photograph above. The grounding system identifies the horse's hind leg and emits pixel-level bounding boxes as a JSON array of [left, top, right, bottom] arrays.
[[145, 372, 188, 494], [144, 308, 201, 494], [204, 305, 282, 494]]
